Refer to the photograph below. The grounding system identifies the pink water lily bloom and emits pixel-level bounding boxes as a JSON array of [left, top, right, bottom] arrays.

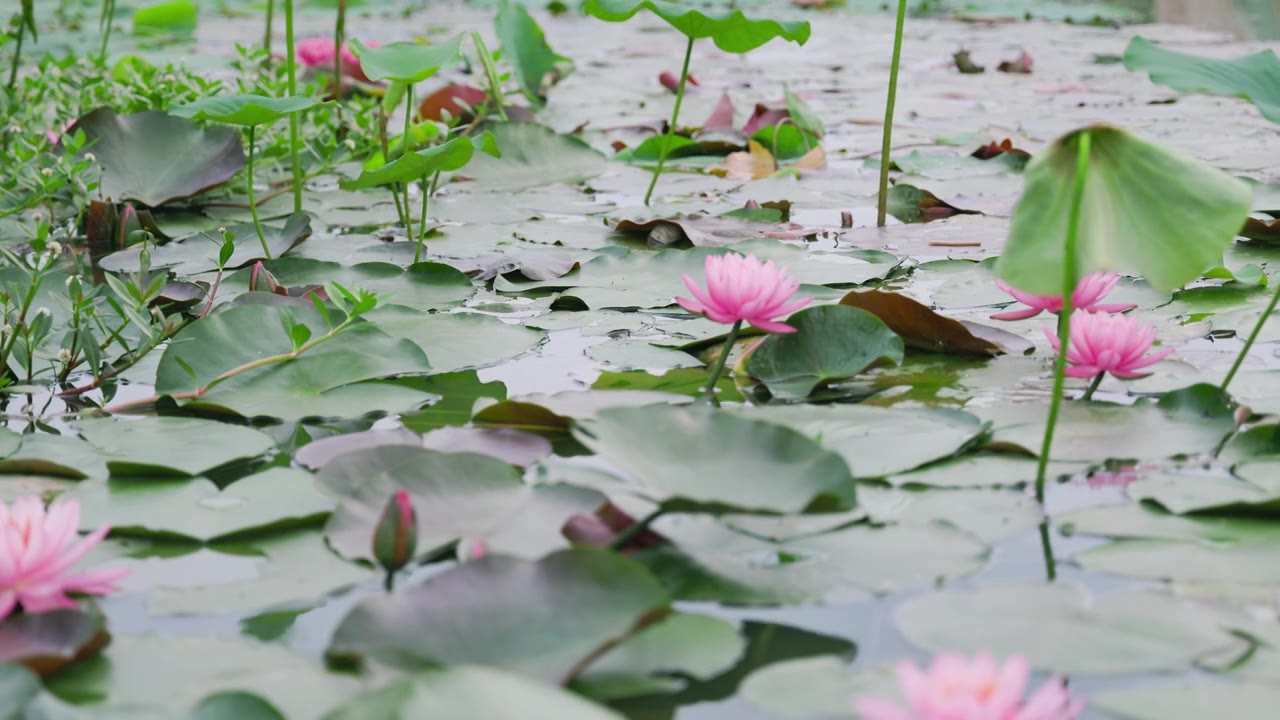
[[0, 497, 127, 620], [992, 272, 1136, 321], [295, 38, 375, 83], [1045, 310, 1174, 379], [855, 653, 1085, 720], [677, 254, 812, 333]]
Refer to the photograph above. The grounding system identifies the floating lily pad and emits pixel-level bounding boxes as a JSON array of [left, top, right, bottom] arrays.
[[739, 656, 896, 720], [327, 549, 668, 683], [71, 108, 244, 207], [744, 305, 904, 399], [70, 469, 331, 542], [101, 214, 313, 275], [323, 665, 625, 720], [461, 123, 606, 191], [75, 417, 276, 477], [573, 613, 745, 699], [366, 306, 546, 373], [895, 582, 1244, 675], [0, 610, 111, 678], [571, 404, 857, 513], [1096, 682, 1280, 720]]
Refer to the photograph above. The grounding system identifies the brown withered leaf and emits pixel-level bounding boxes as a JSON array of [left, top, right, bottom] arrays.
[[839, 290, 1026, 357], [997, 51, 1034, 74], [710, 140, 776, 180], [790, 145, 827, 171], [971, 138, 1030, 161], [885, 184, 982, 224], [1240, 216, 1280, 246]]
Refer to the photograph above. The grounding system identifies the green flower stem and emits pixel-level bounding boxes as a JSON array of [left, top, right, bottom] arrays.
[[7, 22, 26, 92], [284, 0, 302, 214], [264, 0, 274, 54], [415, 170, 440, 264], [334, 0, 346, 122], [1221, 282, 1280, 392], [876, 0, 908, 227], [245, 126, 272, 259], [1034, 130, 1091, 506], [607, 508, 664, 551], [702, 319, 742, 408], [1037, 520, 1057, 582], [99, 0, 116, 63], [644, 35, 694, 207], [472, 33, 509, 121], [1081, 372, 1104, 402], [402, 83, 415, 244]]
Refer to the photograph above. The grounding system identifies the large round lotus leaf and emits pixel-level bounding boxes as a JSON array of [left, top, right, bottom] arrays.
[[1058, 501, 1280, 585], [147, 529, 375, 616], [74, 416, 276, 477], [895, 582, 1243, 675], [327, 549, 668, 684], [888, 453, 1083, 489], [1097, 682, 1280, 720], [348, 36, 463, 83], [996, 125, 1250, 294], [1128, 467, 1280, 514], [639, 513, 987, 603], [582, 0, 809, 53], [740, 404, 985, 479], [366, 306, 546, 373], [1125, 36, 1280, 124], [974, 401, 1234, 463], [170, 94, 326, 127], [229, 258, 475, 310], [322, 665, 624, 720], [154, 303, 434, 420], [573, 613, 745, 700], [496, 0, 568, 103], [46, 635, 361, 716], [571, 404, 857, 513], [192, 692, 285, 720], [70, 469, 331, 542], [744, 305, 904, 399], [317, 445, 572, 562], [739, 656, 897, 720], [100, 213, 313, 275], [71, 108, 244, 207], [861, 487, 1042, 544], [461, 122, 606, 191], [343, 133, 500, 189]]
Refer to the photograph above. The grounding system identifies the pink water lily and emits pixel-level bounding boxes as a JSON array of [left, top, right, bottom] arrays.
[[677, 254, 811, 333], [0, 497, 127, 620], [295, 38, 375, 83], [855, 652, 1085, 720], [992, 272, 1136, 321], [1045, 310, 1174, 379]]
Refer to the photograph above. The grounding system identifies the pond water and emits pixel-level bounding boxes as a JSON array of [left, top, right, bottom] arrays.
[[2, 0, 1280, 718]]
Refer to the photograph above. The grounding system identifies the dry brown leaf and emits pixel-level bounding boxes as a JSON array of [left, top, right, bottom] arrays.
[[710, 140, 777, 180], [790, 145, 827, 171]]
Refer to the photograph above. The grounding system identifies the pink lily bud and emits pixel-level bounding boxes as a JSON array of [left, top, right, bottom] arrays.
[[372, 490, 417, 579]]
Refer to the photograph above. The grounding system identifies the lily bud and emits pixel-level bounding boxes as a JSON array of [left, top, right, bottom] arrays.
[[373, 490, 417, 580]]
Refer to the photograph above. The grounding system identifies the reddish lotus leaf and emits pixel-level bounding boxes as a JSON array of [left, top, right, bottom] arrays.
[[839, 290, 1007, 357], [418, 84, 488, 123], [0, 609, 111, 678], [742, 103, 790, 136], [997, 51, 1033, 74], [971, 138, 1030, 161], [703, 92, 735, 130]]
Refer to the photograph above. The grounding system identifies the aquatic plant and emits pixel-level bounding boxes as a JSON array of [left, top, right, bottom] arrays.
[[855, 652, 1085, 720], [1045, 310, 1174, 400], [876, 0, 907, 227], [582, 0, 810, 205], [991, 272, 1135, 321], [677, 253, 810, 404], [373, 490, 417, 591], [0, 497, 127, 620]]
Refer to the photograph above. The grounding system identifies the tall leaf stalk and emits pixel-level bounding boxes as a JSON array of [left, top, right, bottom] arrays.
[[644, 36, 694, 207], [1221, 282, 1280, 391], [284, 0, 302, 213], [1033, 130, 1092, 505], [876, 0, 907, 227]]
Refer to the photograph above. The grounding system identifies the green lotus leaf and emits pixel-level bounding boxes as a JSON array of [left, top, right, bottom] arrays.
[[342, 132, 501, 190], [582, 0, 809, 53], [1125, 36, 1280, 124], [996, 124, 1251, 294], [348, 35, 463, 84], [170, 95, 327, 127]]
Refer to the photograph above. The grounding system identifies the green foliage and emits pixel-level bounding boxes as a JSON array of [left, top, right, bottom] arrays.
[[582, 0, 810, 53]]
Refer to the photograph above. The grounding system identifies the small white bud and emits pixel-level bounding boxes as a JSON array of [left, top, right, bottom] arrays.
[[57, 348, 72, 362], [164, 74, 176, 83], [41, 168, 54, 177], [45, 241, 63, 256], [34, 307, 50, 317], [7, 125, 20, 134], [84, 152, 96, 162], [1, 325, 12, 336], [344, 139, 357, 150], [218, 227, 228, 234]]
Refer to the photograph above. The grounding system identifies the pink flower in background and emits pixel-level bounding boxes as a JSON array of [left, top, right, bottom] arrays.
[[1045, 310, 1174, 379], [992, 272, 1136, 321], [855, 653, 1084, 720], [295, 38, 376, 83], [45, 119, 76, 146], [677, 253, 811, 333], [0, 497, 127, 620]]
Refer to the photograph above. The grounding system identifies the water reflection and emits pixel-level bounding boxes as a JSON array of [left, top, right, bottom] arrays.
[[1157, 0, 1280, 39]]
